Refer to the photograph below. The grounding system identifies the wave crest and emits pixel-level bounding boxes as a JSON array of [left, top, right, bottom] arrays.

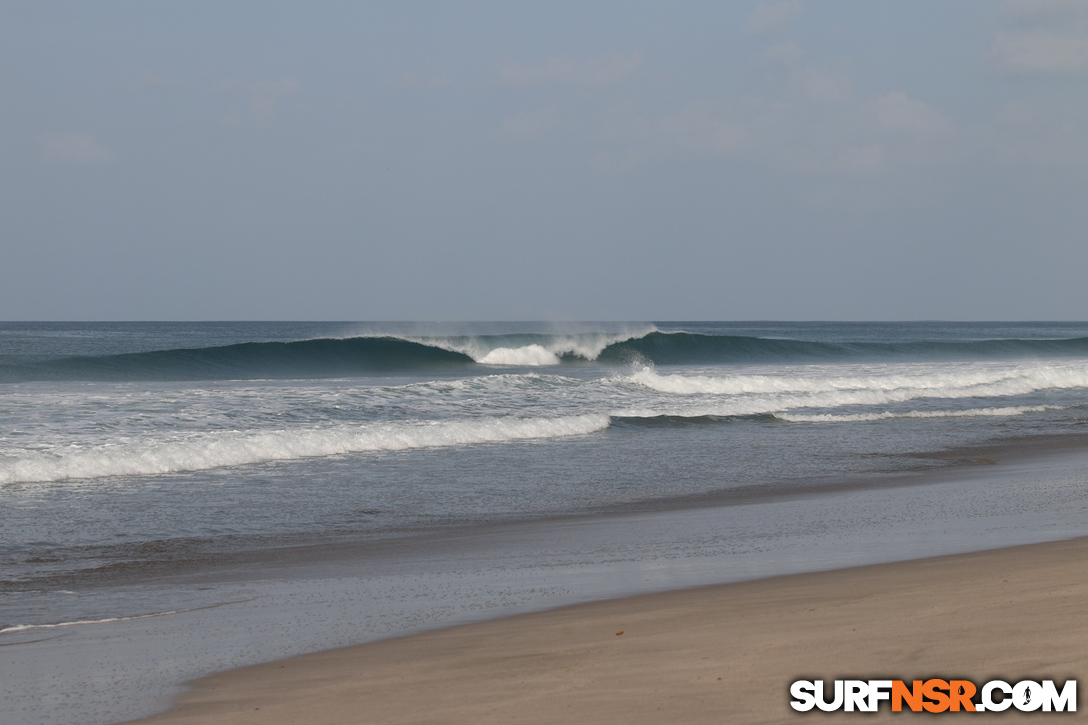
[[0, 414, 610, 484], [4, 329, 1088, 382], [624, 363, 1088, 399]]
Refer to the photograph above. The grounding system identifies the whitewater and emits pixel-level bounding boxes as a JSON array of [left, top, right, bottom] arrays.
[[4, 318, 1088, 568], [4, 321, 1088, 725], [2, 353, 1086, 485]]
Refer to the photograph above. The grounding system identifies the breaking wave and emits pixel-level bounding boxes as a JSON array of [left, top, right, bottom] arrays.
[[2, 330, 1087, 382], [594, 332, 1088, 366], [0, 414, 610, 484], [0, 337, 475, 382], [612, 363, 1088, 419], [623, 363, 1088, 399]]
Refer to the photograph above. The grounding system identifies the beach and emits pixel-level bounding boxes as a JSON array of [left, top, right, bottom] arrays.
[[127, 536, 1088, 724]]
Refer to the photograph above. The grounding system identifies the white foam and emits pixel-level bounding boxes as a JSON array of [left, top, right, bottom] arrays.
[[0, 414, 610, 484], [479, 345, 561, 366], [428, 328, 657, 365], [609, 362, 1088, 420], [776, 405, 1054, 423], [624, 363, 1088, 401]]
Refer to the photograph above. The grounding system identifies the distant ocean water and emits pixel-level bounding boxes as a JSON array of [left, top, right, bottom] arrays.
[[3, 320, 1088, 725]]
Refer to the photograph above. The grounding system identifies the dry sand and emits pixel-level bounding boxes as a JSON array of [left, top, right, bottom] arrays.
[[127, 537, 1088, 724]]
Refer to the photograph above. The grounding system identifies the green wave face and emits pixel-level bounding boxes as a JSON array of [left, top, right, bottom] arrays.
[[596, 332, 1088, 365], [0, 337, 476, 382], [3, 332, 1087, 382]]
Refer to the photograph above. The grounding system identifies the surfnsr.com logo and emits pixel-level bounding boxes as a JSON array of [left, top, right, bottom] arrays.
[[790, 679, 1076, 713]]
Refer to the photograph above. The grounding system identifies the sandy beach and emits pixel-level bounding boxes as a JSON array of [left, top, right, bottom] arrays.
[[126, 536, 1087, 724]]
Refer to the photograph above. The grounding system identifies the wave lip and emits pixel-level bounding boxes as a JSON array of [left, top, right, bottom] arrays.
[[4, 329, 1088, 382], [418, 330, 1088, 369], [427, 328, 658, 366], [0, 336, 476, 383], [597, 332, 1088, 366], [0, 414, 610, 484]]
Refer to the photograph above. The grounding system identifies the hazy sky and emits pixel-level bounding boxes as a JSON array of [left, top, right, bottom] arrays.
[[2, 1, 1087, 320]]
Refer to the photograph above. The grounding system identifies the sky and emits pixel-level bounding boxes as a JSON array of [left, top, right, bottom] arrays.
[[2, 1, 1087, 321]]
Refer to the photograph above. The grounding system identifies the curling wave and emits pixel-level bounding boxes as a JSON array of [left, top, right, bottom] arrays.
[[3, 331, 1088, 382], [594, 332, 1088, 366], [0, 337, 475, 382]]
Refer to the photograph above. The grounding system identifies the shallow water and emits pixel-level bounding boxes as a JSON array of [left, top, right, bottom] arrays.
[[2, 321, 1088, 724]]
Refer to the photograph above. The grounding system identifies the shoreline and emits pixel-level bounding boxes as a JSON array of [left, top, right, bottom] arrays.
[[18, 429, 1088, 595], [126, 536, 1088, 724], [5, 436, 1088, 725]]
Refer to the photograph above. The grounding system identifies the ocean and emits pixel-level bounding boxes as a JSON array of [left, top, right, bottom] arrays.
[[3, 321, 1088, 724]]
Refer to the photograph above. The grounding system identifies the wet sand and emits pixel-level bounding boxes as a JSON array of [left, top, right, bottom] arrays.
[[127, 536, 1088, 724]]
